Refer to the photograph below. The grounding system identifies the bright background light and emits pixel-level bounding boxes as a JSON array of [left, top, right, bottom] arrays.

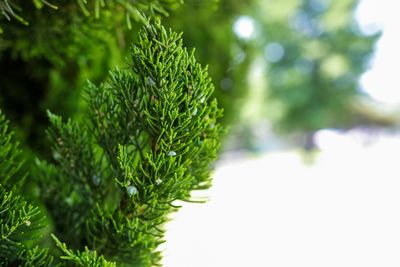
[[356, 0, 400, 104], [233, 16, 256, 40], [162, 1, 400, 266]]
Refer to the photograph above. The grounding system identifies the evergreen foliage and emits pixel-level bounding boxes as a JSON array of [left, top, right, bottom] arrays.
[[0, 0, 182, 157], [0, 111, 53, 266], [0, 0, 183, 32], [52, 234, 116, 267], [0, 186, 53, 266], [0, 111, 23, 186], [1, 20, 223, 266]]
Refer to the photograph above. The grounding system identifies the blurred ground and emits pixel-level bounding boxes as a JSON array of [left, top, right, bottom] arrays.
[[162, 134, 400, 267]]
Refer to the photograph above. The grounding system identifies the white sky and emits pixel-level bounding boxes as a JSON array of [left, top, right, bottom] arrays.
[[356, 0, 400, 104]]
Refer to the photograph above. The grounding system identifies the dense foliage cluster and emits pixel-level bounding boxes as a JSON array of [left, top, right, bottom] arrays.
[[0, 20, 223, 266], [0, 0, 183, 155]]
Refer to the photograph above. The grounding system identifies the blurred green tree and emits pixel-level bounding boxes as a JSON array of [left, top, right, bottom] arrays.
[[165, 0, 257, 126], [254, 0, 378, 147]]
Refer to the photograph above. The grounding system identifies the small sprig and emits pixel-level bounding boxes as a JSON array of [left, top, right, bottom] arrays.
[[52, 234, 116, 267]]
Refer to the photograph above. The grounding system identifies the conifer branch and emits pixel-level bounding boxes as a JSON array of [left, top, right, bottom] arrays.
[[0, 186, 54, 266], [0, 111, 24, 187], [52, 234, 116, 267], [0, 0, 183, 32], [40, 20, 223, 266], [0, 110, 53, 266]]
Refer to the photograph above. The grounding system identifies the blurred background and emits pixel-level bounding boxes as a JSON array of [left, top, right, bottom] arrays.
[[1, 0, 400, 266], [162, 0, 400, 266]]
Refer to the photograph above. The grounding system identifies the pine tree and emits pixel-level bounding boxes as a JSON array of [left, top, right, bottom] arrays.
[[1, 20, 223, 266]]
